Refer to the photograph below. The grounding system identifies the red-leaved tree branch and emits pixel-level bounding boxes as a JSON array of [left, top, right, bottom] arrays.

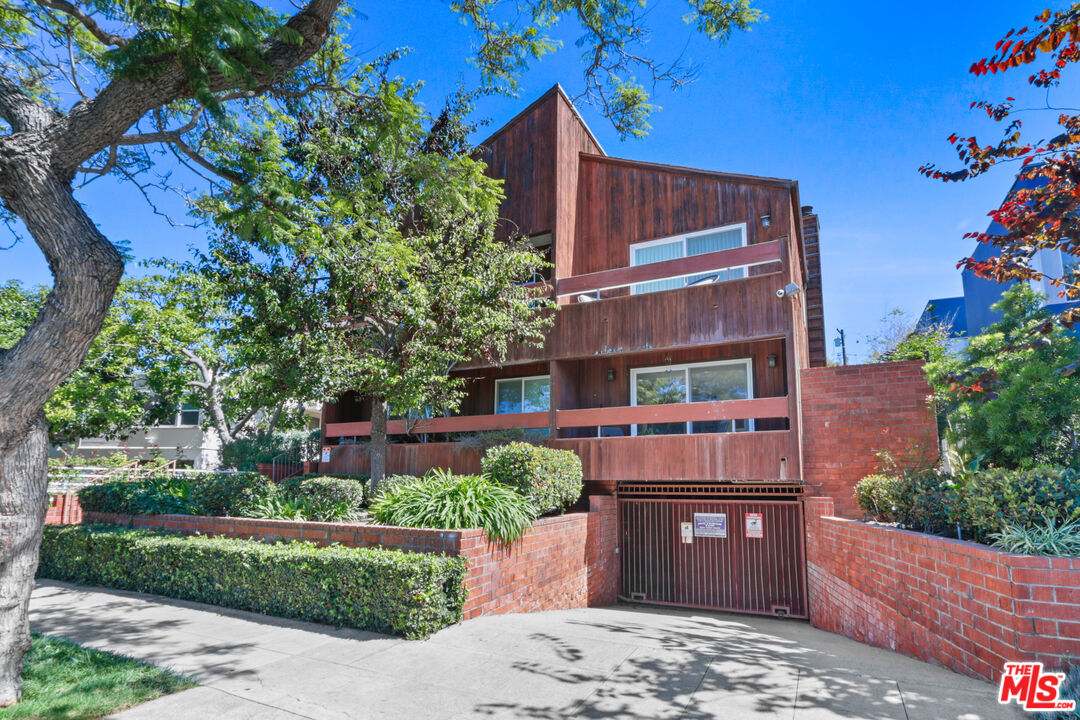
[[920, 5, 1080, 329]]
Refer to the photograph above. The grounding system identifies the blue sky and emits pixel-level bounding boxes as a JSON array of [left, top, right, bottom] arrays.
[[2, 0, 1070, 362]]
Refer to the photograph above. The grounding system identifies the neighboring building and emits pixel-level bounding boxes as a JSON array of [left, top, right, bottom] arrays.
[[65, 405, 220, 469], [919, 172, 1078, 341]]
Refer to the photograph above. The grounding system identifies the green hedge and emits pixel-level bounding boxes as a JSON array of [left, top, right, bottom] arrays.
[[77, 472, 273, 518], [481, 442, 583, 515], [39, 525, 467, 639], [855, 467, 1080, 543]]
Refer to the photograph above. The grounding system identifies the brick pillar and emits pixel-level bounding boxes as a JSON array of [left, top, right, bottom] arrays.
[[586, 495, 619, 606]]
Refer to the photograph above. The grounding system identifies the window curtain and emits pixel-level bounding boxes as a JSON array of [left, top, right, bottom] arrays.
[[687, 227, 745, 283]]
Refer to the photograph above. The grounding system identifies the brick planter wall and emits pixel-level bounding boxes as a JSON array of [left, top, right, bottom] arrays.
[[801, 361, 938, 518], [45, 493, 82, 526], [72, 494, 618, 620], [806, 497, 1080, 682]]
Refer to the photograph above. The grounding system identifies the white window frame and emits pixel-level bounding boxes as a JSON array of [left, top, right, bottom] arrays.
[[494, 374, 551, 414], [157, 406, 203, 429], [628, 222, 749, 295], [629, 358, 755, 436]]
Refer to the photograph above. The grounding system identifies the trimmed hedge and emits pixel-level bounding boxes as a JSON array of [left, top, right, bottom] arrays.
[[39, 525, 467, 639], [78, 476, 193, 516], [482, 442, 583, 515], [186, 472, 272, 517], [281, 474, 367, 509]]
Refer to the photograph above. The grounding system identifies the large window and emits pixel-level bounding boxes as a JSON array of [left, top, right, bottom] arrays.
[[630, 223, 747, 295], [495, 375, 550, 414], [630, 359, 753, 436], [175, 404, 202, 427]]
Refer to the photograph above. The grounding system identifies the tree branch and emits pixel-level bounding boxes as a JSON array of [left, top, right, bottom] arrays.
[[34, 0, 130, 47], [0, 74, 52, 132]]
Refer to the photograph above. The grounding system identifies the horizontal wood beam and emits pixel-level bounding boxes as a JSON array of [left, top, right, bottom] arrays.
[[324, 411, 550, 438], [555, 396, 788, 428], [556, 241, 781, 297]]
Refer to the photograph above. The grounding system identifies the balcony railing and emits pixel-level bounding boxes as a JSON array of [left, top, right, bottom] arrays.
[[324, 396, 787, 438], [555, 240, 782, 298]]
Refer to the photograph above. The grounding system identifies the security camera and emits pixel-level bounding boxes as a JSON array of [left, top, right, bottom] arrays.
[[776, 282, 802, 299]]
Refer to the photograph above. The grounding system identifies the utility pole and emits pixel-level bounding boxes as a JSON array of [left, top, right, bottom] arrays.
[[834, 329, 848, 366]]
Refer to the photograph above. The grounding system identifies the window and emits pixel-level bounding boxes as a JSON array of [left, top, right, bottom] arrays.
[[630, 359, 753, 436], [495, 375, 550, 414], [177, 404, 201, 427], [630, 223, 747, 295]]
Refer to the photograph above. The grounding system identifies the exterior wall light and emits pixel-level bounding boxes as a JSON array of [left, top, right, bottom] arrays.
[[607, 368, 616, 382], [767, 354, 777, 368], [760, 214, 771, 228]]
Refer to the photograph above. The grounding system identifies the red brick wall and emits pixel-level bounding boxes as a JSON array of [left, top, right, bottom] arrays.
[[800, 361, 938, 517], [45, 493, 82, 526], [75, 493, 619, 619], [806, 497, 1080, 682]]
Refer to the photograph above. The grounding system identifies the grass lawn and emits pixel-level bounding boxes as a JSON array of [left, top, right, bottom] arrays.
[[0, 634, 195, 720]]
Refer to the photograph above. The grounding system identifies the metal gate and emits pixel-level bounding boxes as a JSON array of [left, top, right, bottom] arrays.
[[618, 483, 807, 618]]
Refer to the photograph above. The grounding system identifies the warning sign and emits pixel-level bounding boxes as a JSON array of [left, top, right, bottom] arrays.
[[680, 522, 694, 544], [745, 512, 763, 539]]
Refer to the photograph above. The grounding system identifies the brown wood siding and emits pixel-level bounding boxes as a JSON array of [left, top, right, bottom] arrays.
[[479, 92, 557, 239], [570, 156, 794, 277], [554, 93, 604, 281], [549, 431, 796, 482]]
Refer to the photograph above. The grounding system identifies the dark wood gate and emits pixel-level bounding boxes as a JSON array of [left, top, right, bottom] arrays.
[[618, 483, 807, 618]]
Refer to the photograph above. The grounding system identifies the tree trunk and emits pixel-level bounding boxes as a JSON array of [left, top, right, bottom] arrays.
[[0, 414, 48, 707], [369, 399, 388, 495]]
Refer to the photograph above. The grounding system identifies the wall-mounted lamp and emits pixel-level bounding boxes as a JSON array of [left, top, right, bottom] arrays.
[[776, 282, 802, 299], [767, 354, 777, 368], [760, 214, 772, 228], [606, 368, 616, 382]]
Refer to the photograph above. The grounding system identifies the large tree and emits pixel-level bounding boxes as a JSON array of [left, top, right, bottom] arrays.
[[0, 0, 759, 703], [199, 78, 553, 491], [920, 4, 1080, 328]]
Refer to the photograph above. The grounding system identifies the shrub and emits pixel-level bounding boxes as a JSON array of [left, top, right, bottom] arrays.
[[991, 518, 1080, 557], [949, 467, 1080, 542], [369, 474, 421, 504], [187, 472, 273, 517], [854, 474, 901, 521], [481, 442, 583, 515], [38, 524, 467, 639], [219, 430, 319, 471], [371, 470, 535, 544], [283, 474, 367, 509], [78, 477, 193, 516], [1035, 661, 1080, 720]]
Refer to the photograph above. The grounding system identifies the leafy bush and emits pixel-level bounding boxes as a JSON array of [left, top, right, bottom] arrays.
[[39, 524, 467, 639], [369, 474, 421, 504], [1034, 661, 1080, 720], [948, 468, 1080, 542], [219, 430, 319, 471], [187, 472, 273, 517], [282, 474, 367, 509], [481, 442, 583, 515], [78, 476, 194, 516], [454, 428, 548, 451], [371, 470, 535, 544], [991, 519, 1080, 557], [854, 474, 902, 522]]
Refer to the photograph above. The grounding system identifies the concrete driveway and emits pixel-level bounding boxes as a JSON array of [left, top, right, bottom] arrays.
[[29, 580, 1020, 719]]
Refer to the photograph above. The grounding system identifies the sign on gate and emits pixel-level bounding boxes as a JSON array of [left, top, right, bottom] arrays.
[[693, 513, 728, 538], [680, 522, 694, 544], [745, 512, 763, 538]]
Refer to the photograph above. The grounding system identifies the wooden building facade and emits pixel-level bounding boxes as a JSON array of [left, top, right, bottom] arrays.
[[320, 85, 826, 495]]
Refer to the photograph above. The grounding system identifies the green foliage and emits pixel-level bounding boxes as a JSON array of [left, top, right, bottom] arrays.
[[371, 470, 535, 544], [1035, 661, 1080, 720], [220, 430, 317, 470], [38, 525, 468, 639], [927, 285, 1080, 469], [855, 466, 1080, 545], [7, 634, 194, 720], [454, 428, 549, 451], [246, 492, 354, 523], [78, 476, 194, 516], [186, 472, 273, 517], [481, 442, 583, 515], [991, 519, 1080, 557], [369, 474, 422, 505], [866, 308, 954, 364], [948, 468, 1080, 542], [282, 474, 368, 508]]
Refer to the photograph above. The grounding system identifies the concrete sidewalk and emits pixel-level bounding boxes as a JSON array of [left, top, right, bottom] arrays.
[[29, 580, 1020, 719]]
